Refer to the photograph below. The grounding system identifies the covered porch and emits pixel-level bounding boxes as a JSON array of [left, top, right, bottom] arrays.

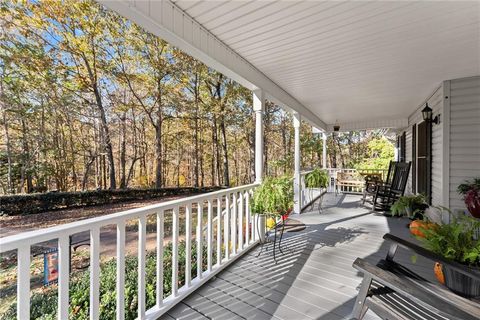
[[1, 1, 479, 320], [163, 193, 434, 320]]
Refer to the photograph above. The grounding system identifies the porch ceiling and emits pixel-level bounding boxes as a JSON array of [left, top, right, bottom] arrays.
[[172, 0, 480, 125]]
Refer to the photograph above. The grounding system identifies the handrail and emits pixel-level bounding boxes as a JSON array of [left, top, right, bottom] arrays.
[[1, 183, 260, 320], [0, 183, 258, 251]]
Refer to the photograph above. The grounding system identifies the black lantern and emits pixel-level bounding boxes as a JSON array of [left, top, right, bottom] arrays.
[[333, 120, 340, 132], [421, 103, 440, 124]]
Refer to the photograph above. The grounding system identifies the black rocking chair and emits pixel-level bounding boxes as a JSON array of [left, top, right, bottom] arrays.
[[372, 162, 411, 211], [362, 161, 397, 205]]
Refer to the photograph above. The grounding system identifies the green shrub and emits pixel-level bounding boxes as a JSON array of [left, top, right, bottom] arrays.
[[0, 187, 220, 215], [1, 241, 211, 320]]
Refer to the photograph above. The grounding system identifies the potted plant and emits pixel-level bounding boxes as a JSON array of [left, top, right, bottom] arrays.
[[390, 194, 428, 218], [304, 168, 328, 211], [304, 168, 329, 189], [458, 178, 480, 218], [250, 176, 294, 239], [417, 210, 480, 298]]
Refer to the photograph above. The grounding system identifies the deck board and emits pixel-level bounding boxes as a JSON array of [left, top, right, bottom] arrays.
[[162, 194, 436, 320]]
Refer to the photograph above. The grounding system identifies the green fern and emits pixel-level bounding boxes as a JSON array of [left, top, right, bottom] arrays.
[[390, 194, 427, 217], [304, 168, 329, 189], [419, 211, 480, 267], [250, 176, 294, 216]]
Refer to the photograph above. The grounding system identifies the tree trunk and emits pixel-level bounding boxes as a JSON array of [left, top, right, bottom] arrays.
[[80, 52, 116, 189], [82, 154, 95, 190], [154, 79, 163, 188], [211, 124, 216, 186], [120, 111, 127, 188], [21, 119, 33, 193], [2, 109, 13, 194], [213, 116, 221, 186], [193, 72, 200, 187], [220, 116, 229, 187]]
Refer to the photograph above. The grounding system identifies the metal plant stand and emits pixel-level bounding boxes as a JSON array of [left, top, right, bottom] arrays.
[[256, 214, 286, 263]]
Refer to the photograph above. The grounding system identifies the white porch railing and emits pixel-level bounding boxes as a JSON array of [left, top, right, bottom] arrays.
[[300, 168, 389, 205], [326, 168, 388, 194], [0, 183, 259, 320]]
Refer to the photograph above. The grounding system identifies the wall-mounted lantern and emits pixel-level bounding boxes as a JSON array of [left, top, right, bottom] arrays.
[[333, 120, 340, 132], [421, 103, 440, 124]]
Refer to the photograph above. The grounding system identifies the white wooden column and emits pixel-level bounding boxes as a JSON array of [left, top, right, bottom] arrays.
[[322, 132, 327, 169], [293, 112, 302, 213], [253, 89, 264, 183]]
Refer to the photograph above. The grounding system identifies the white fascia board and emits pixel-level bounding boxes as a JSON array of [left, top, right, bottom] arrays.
[[99, 0, 327, 131], [326, 118, 409, 132]]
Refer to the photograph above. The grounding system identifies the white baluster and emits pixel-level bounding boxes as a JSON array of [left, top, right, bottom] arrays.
[[185, 204, 192, 287], [17, 245, 30, 320], [216, 197, 222, 266], [197, 202, 203, 279], [238, 191, 244, 251], [245, 191, 250, 245], [172, 206, 179, 297], [138, 215, 147, 319], [58, 235, 69, 320], [232, 192, 237, 255], [116, 221, 125, 320], [224, 195, 230, 260], [207, 199, 213, 272], [252, 191, 257, 242], [90, 227, 100, 320], [156, 211, 164, 307]]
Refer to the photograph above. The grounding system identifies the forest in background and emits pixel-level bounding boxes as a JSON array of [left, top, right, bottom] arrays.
[[0, 0, 395, 195]]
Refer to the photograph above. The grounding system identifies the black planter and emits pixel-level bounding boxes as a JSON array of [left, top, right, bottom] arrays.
[[442, 265, 480, 298]]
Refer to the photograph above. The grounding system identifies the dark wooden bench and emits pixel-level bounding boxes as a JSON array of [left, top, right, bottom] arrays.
[[351, 233, 480, 320]]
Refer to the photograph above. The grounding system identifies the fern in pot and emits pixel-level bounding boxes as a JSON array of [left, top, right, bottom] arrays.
[[304, 168, 329, 208], [304, 168, 329, 189], [250, 176, 294, 237], [390, 194, 428, 218], [418, 209, 480, 298]]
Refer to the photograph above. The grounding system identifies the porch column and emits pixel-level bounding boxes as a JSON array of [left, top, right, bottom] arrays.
[[322, 132, 327, 169], [293, 112, 302, 213], [253, 89, 265, 183]]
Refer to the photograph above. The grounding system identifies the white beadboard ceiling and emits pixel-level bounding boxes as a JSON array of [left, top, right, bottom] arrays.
[[171, 0, 480, 125]]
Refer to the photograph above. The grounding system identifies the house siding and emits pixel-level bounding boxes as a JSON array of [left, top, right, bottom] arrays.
[[405, 85, 444, 206], [448, 76, 480, 210]]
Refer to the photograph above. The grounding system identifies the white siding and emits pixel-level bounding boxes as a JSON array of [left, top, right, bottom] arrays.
[[448, 76, 480, 210], [404, 85, 444, 206]]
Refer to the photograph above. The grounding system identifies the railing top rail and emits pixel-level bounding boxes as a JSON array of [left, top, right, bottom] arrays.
[[0, 183, 258, 252], [300, 170, 314, 175]]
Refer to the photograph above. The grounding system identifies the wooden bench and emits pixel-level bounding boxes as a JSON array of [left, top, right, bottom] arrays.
[[351, 233, 480, 320], [335, 171, 365, 195]]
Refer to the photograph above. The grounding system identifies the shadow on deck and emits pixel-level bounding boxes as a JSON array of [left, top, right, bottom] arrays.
[[162, 194, 435, 320]]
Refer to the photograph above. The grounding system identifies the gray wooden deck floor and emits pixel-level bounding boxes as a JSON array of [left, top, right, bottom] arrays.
[[162, 193, 436, 320]]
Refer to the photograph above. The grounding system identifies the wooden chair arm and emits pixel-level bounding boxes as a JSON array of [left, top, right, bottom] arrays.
[[383, 233, 480, 281], [352, 258, 479, 320]]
